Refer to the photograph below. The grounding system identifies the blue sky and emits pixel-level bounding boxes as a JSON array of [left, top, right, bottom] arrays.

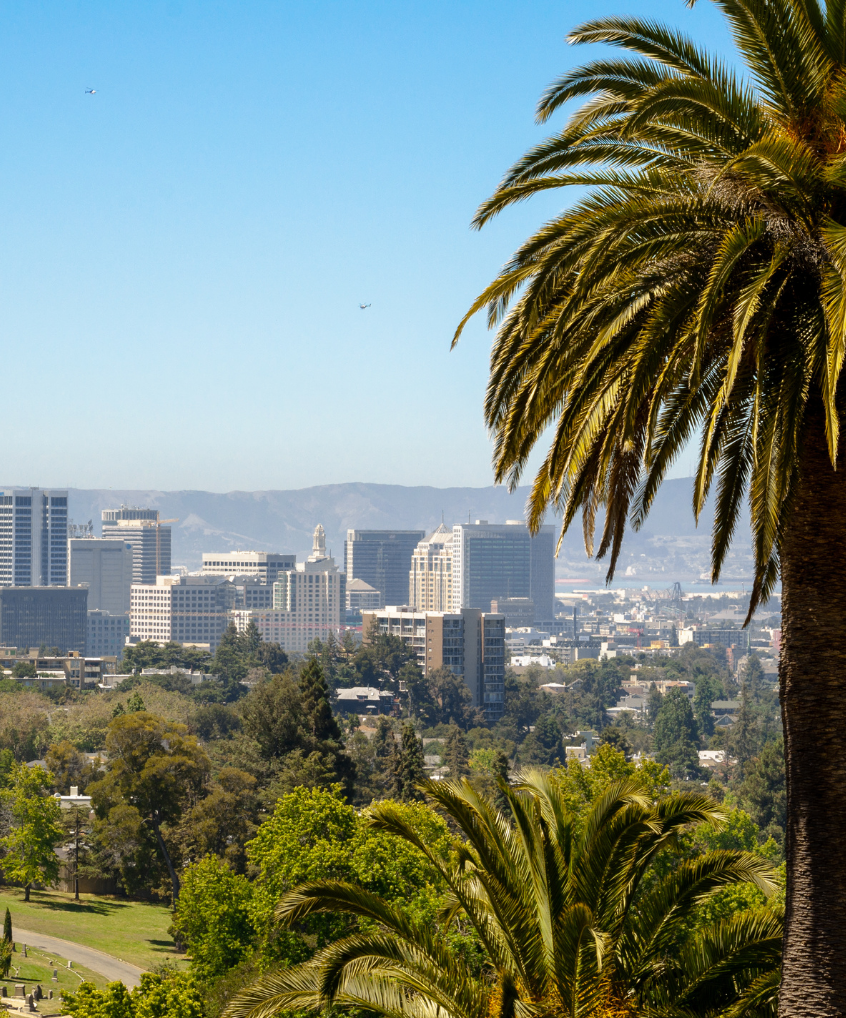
[[0, 0, 731, 491]]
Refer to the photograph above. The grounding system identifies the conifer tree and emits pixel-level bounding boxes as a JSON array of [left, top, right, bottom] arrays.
[[392, 722, 426, 802], [298, 660, 356, 797], [3, 906, 11, 944], [444, 724, 469, 779]]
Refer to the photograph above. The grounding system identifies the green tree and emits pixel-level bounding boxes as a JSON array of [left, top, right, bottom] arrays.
[[733, 682, 759, 773], [693, 676, 717, 739], [451, 1, 846, 1003], [298, 660, 355, 797], [0, 763, 64, 901], [653, 688, 701, 780], [1, 906, 11, 979], [739, 738, 788, 845], [171, 854, 255, 980], [11, 661, 36, 678], [391, 722, 426, 802], [443, 724, 470, 778], [88, 713, 210, 902], [244, 786, 451, 964], [646, 683, 663, 732], [125, 692, 145, 713], [230, 777, 780, 1018]]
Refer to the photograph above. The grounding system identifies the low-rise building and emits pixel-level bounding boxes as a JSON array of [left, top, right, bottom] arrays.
[[130, 575, 233, 651], [334, 686, 395, 715], [86, 610, 130, 658]]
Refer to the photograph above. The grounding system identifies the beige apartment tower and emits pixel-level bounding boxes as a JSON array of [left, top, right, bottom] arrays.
[[408, 524, 453, 611]]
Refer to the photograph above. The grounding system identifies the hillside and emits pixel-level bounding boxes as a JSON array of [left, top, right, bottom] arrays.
[[57, 479, 755, 583]]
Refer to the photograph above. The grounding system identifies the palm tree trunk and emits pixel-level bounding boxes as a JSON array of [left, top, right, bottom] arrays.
[[779, 404, 846, 1016]]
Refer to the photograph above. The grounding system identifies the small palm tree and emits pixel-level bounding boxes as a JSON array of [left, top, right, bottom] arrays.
[[226, 776, 780, 1018], [452, 0, 846, 1008]]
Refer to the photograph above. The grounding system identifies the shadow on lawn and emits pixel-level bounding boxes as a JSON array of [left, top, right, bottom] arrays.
[[23, 893, 131, 916]]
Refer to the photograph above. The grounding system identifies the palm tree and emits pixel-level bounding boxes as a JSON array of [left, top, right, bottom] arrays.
[[450, 1, 846, 1010], [226, 776, 780, 1018]]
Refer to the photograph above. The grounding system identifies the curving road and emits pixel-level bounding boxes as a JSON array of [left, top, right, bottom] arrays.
[[14, 928, 143, 988]]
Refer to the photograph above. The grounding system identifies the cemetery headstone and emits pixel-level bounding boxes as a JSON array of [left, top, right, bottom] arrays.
[[67, 960, 72, 969], [51, 970, 58, 982], [14, 984, 25, 997], [21, 945, 26, 957], [48, 991, 53, 1000], [34, 984, 42, 999]]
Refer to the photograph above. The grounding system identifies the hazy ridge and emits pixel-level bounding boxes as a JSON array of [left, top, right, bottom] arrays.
[[53, 478, 754, 584]]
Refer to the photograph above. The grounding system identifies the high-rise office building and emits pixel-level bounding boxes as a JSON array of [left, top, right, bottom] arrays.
[[345, 529, 425, 607], [102, 508, 171, 583], [0, 586, 87, 653], [201, 551, 296, 583], [362, 606, 506, 719], [0, 488, 68, 587], [452, 521, 555, 626], [69, 538, 133, 614], [409, 524, 453, 611]]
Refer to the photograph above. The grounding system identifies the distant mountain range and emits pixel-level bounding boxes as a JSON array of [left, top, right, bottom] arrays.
[[57, 479, 755, 584]]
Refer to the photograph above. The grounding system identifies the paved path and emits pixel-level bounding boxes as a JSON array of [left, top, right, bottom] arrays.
[[14, 928, 144, 988]]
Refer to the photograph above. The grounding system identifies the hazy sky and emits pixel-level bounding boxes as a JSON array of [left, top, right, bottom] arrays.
[[0, 0, 731, 491]]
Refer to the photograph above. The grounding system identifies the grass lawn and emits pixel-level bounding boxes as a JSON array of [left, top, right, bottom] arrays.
[[0, 888, 185, 972], [2, 943, 107, 1012]]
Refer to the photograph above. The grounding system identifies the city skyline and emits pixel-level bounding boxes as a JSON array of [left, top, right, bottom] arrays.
[[0, 0, 729, 490]]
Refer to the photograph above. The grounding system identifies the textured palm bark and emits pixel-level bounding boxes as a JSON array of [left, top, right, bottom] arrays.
[[780, 407, 846, 1017]]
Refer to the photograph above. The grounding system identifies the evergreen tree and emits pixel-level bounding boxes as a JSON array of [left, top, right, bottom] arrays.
[[732, 682, 758, 774], [693, 676, 717, 738], [125, 692, 145, 713], [392, 722, 426, 802], [298, 660, 356, 797], [371, 717, 395, 792], [646, 683, 663, 731], [243, 619, 263, 655], [742, 654, 766, 704], [3, 906, 11, 944], [444, 724, 469, 779], [653, 687, 701, 780]]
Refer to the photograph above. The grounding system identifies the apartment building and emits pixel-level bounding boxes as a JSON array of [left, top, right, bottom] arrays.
[[201, 551, 296, 583], [130, 575, 232, 650], [0, 488, 68, 587], [362, 606, 506, 719]]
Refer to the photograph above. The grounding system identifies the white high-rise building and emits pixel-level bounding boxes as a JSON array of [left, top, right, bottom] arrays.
[[69, 538, 133, 614], [0, 488, 68, 587], [231, 524, 344, 654]]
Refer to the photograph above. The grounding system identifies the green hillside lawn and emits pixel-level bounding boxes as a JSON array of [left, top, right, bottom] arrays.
[[2, 943, 107, 1011], [0, 888, 184, 972]]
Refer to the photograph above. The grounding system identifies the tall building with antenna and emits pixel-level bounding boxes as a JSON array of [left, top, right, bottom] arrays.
[[102, 506, 173, 583]]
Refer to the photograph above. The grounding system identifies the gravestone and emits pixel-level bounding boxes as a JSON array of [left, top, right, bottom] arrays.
[[67, 960, 73, 969], [21, 944, 26, 957], [34, 984, 42, 1000], [48, 991, 53, 1000], [0, 986, 6, 997], [14, 984, 25, 997], [25, 992, 34, 1010], [51, 969, 58, 982]]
